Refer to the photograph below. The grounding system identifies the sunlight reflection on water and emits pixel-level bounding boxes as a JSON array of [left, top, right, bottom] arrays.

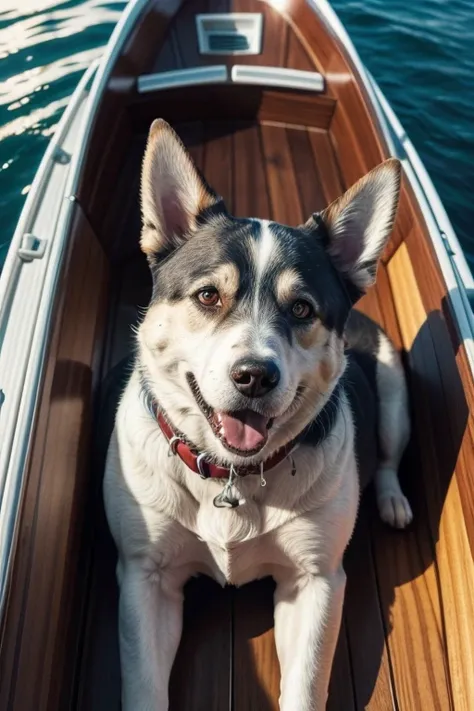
[[0, 0, 126, 261]]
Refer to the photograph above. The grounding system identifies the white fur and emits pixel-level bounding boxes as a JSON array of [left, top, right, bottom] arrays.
[[104, 373, 359, 711], [254, 219, 276, 280], [251, 219, 282, 353], [374, 332, 413, 528], [324, 160, 400, 289]]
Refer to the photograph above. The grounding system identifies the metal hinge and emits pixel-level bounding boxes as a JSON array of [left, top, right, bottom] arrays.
[[18, 233, 47, 262]]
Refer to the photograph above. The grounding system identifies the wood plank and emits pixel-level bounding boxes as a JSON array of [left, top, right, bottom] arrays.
[[370, 519, 452, 711], [115, 0, 183, 77], [75, 499, 121, 711], [327, 619, 357, 711], [172, 0, 210, 68], [130, 87, 336, 133], [101, 133, 144, 260], [79, 108, 134, 247], [257, 92, 335, 129], [307, 128, 345, 203], [329, 100, 373, 188], [343, 498, 396, 711], [382, 181, 415, 264], [233, 122, 271, 219], [233, 579, 280, 711], [230, 0, 289, 67], [285, 25, 316, 72], [386, 242, 473, 709], [356, 287, 384, 331], [260, 123, 303, 224], [402, 187, 474, 560], [372, 263, 404, 352], [153, 27, 182, 72], [286, 127, 327, 216], [285, 0, 389, 160], [203, 122, 234, 211], [178, 120, 205, 170], [170, 577, 233, 711], [0, 206, 109, 711]]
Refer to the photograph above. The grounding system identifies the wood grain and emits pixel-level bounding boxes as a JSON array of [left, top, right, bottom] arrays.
[[0, 206, 109, 711], [387, 242, 474, 710], [130, 87, 336, 132], [169, 578, 233, 711], [307, 128, 345, 203], [233, 122, 271, 218], [203, 122, 234, 211], [343, 499, 396, 711], [260, 123, 303, 224], [233, 579, 280, 711], [286, 127, 327, 216]]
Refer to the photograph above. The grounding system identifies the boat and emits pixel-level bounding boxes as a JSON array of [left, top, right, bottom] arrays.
[[1, 0, 474, 708]]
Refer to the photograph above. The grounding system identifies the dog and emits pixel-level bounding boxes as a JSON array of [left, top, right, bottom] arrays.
[[103, 119, 413, 710]]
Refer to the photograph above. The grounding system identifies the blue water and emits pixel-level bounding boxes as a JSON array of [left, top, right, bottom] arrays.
[[0, 0, 473, 266]]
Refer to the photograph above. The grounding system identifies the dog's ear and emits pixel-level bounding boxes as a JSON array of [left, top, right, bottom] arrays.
[[313, 158, 401, 291], [140, 119, 220, 256]]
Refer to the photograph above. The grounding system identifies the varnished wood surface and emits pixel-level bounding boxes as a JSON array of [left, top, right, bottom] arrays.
[[2, 1, 474, 710], [0, 206, 109, 710], [130, 86, 336, 132]]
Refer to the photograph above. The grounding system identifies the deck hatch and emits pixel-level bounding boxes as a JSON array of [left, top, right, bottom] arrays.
[[196, 13, 263, 56]]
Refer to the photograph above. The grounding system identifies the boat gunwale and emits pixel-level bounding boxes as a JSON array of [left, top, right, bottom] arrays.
[[0, 61, 99, 620]]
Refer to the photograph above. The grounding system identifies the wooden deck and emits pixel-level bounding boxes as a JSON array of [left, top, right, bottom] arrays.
[[1, 1, 474, 709]]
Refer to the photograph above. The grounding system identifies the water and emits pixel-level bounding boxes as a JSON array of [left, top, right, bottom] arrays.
[[0, 0, 473, 267]]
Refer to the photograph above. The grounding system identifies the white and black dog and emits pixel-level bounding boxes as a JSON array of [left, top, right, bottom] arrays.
[[104, 119, 412, 710]]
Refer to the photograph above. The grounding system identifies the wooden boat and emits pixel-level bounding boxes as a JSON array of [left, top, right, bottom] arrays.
[[1, 1, 474, 708]]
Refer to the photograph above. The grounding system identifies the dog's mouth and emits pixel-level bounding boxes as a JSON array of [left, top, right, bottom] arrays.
[[186, 373, 272, 456]]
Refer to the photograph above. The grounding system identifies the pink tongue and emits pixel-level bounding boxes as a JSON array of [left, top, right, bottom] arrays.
[[217, 410, 269, 451]]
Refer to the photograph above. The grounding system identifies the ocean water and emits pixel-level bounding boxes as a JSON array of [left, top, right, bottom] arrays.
[[0, 0, 473, 266]]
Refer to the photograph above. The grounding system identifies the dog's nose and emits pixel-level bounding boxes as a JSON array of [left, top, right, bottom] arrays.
[[230, 358, 280, 398]]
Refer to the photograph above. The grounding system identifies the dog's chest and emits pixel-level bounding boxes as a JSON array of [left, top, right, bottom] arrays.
[[191, 487, 294, 585]]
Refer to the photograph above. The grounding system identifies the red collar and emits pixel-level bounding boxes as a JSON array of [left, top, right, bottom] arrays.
[[156, 410, 296, 479]]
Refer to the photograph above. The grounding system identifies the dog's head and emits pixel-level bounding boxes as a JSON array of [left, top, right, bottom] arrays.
[[137, 119, 401, 465]]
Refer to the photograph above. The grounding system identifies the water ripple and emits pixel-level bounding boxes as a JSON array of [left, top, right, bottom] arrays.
[[0, 0, 126, 262], [332, 0, 474, 264], [0, 0, 473, 268]]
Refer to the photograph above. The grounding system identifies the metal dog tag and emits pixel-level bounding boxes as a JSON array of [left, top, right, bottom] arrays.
[[213, 489, 241, 508]]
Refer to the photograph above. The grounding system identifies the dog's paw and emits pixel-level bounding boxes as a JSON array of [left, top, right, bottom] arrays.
[[377, 492, 413, 529]]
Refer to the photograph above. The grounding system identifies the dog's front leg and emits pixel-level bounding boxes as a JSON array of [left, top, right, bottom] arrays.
[[118, 561, 184, 711], [274, 567, 346, 711]]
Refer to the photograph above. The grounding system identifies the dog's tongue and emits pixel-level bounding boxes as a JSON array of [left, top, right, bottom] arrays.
[[217, 410, 269, 451]]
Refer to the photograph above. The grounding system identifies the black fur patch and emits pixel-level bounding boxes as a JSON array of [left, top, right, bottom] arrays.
[[149, 215, 355, 337]]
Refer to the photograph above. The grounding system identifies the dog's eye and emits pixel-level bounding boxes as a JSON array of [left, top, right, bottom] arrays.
[[197, 287, 221, 308], [291, 300, 314, 320]]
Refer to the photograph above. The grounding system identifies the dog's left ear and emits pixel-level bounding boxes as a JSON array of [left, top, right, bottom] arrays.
[[140, 119, 220, 256], [312, 158, 401, 291]]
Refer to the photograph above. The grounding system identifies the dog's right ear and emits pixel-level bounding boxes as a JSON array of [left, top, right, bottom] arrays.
[[140, 119, 219, 257]]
